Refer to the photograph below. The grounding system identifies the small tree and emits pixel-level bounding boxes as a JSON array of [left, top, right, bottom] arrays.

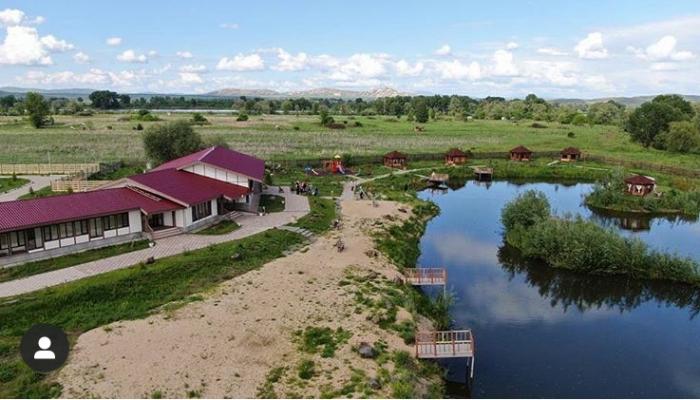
[[236, 112, 248, 122], [319, 109, 334, 126], [143, 121, 203, 165], [191, 112, 208, 125], [501, 190, 551, 231], [415, 100, 429, 123], [24, 92, 50, 128], [658, 121, 700, 153]]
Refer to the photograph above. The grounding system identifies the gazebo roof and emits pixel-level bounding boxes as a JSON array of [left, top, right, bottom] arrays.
[[384, 150, 407, 159], [510, 145, 532, 154], [624, 175, 656, 185], [445, 148, 467, 157], [561, 147, 581, 155]]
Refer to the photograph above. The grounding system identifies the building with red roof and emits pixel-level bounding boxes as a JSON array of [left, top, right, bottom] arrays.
[[0, 146, 264, 265], [560, 147, 582, 162], [624, 175, 656, 196], [383, 150, 408, 169], [445, 148, 468, 165], [509, 145, 533, 161]]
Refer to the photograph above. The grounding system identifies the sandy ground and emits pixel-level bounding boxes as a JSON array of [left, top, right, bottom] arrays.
[[57, 199, 419, 398]]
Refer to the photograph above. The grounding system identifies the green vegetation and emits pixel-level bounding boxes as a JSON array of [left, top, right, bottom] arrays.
[[256, 366, 286, 398], [268, 165, 346, 197], [626, 94, 699, 151], [290, 197, 336, 233], [130, 109, 161, 122], [0, 229, 304, 398], [260, 194, 285, 213], [88, 163, 145, 180], [142, 120, 203, 165], [585, 169, 700, 216], [194, 220, 240, 235], [294, 326, 352, 358], [0, 240, 150, 283], [502, 190, 700, 285], [17, 185, 56, 200], [24, 92, 50, 128], [297, 359, 315, 380], [0, 177, 28, 193]]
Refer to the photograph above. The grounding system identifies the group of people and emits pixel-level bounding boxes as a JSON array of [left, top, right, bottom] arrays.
[[293, 181, 319, 196]]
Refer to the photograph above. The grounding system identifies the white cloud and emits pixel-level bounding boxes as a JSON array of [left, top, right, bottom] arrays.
[[434, 59, 481, 80], [505, 41, 519, 50], [0, 8, 25, 26], [117, 49, 148, 63], [179, 64, 206, 72], [650, 62, 679, 71], [328, 53, 388, 81], [178, 72, 203, 84], [574, 32, 608, 59], [434, 44, 451, 56], [632, 35, 695, 62], [216, 53, 265, 71], [537, 47, 568, 56], [176, 50, 193, 59], [147, 50, 157, 57], [40, 35, 73, 52], [220, 23, 239, 29], [274, 48, 309, 71], [73, 51, 90, 64], [106, 37, 122, 46], [395, 59, 424, 76], [0, 26, 52, 65], [491, 49, 518, 76]]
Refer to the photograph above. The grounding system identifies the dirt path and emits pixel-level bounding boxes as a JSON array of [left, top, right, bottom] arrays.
[[57, 199, 423, 398]]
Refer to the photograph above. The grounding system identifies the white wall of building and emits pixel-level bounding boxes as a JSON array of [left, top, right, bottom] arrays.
[[184, 163, 251, 187]]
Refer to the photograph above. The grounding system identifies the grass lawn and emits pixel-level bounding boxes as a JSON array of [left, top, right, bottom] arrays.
[[290, 197, 337, 233], [17, 185, 58, 200], [0, 240, 150, 283], [260, 194, 285, 213], [195, 220, 240, 235], [88, 164, 145, 180], [3, 113, 700, 172], [0, 228, 304, 398], [0, 177, 28, 194]]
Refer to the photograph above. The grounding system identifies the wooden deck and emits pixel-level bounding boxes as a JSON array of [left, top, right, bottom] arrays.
[[403, 268, 446, 285], [416, 330, 476, 378]]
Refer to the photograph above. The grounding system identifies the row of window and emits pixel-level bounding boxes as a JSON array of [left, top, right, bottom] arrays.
[[192, 201, 212, 222]]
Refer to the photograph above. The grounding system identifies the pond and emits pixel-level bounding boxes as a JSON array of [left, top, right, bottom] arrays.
[[417, 180, 700, 398]]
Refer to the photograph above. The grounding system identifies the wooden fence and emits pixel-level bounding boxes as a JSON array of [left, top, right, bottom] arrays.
[[50, 180, 113, 192], [0, 163, 100, 176]]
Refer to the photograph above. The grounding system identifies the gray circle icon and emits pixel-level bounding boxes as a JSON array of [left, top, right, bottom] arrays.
[[20, 324, 69, 373]]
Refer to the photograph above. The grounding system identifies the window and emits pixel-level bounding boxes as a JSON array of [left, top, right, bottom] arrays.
[[76, 220, 89, 236], [9, 231, 25, 247], [0, 233, 7, 250], [192, 201, 212, 222], [59, 222, 74, 239], [89, 218, 103, 238], [42, 225, 59, 241], [117, 213, 129, 228]]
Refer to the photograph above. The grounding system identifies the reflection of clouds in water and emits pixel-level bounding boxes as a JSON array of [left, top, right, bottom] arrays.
[[672, 366, 700, 397], [454, 277, 614, 325], [427, 232, 499, 266]]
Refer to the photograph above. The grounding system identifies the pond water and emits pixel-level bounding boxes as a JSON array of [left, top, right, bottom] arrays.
[[416, 180, 700, 398]]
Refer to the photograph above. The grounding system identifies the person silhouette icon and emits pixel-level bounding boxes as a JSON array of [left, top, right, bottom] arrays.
[[33, 336, 56, 360]]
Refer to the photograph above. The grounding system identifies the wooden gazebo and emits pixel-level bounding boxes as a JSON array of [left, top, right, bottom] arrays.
[[624, 175, 656, 197], [383, 151, 407, 169], [560, 147, 581, 162], [445, 148, 468, 165], [509, 145, 533, 161]]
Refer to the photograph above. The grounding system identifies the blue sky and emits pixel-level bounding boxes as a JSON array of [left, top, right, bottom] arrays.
[[1, 0, 700, 97]]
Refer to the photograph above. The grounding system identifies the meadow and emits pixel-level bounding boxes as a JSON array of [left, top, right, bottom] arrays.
[[2, 113, 700, 171]]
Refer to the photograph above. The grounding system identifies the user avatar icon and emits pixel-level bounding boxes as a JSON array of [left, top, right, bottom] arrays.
[[33, 336, 56, 360]]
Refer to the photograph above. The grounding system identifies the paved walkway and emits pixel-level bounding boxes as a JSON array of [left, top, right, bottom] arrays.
[[0, 175, 62, 202], [0, 188, 310, 298]]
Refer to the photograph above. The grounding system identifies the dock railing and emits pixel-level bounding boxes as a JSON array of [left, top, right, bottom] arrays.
[[415, 330, 476, 378], [403, 268, 447, 285]]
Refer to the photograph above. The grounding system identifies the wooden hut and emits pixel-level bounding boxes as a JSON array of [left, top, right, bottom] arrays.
[[445, 148, 468, 165], [624, 175, 656, 196], [560, 147, 581, 162], [509, 145, 533, 161], [322, 154, 345, 174], [383, 151, 407, 169]]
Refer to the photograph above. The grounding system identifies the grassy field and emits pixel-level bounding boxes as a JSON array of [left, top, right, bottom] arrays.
[[3, 113, 700, 171], [260, 194, 285, 213], [195, 220, 240, 235], [0, 177, 28, 193]]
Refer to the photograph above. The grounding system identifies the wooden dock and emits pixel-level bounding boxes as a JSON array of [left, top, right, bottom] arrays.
[[403, 268, 446, 286], [473, 166, 493, 181], [416, 330, 476, 378]]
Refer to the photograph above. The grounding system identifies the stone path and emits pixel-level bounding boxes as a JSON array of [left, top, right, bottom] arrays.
[[0, 188, 310, 298], [0, 175, 62, 202]]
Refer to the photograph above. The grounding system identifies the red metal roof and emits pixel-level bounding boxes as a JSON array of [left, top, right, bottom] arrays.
[[624, 175, 656, 185], [510, 145, 532, 154], [0, 188, 182, 233], [384, 150, 407, 159], [128, 168, 250, 206], [561, 147, 581, 155], [151, 146, 265, 182], [445, 148, 467, 157]]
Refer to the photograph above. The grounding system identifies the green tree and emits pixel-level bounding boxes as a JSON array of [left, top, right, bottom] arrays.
[[88, 90, 121, 109], [143, 121, 203, 165], [448, 96, 463, 117], [625, 101, 681, 147], [658, 121, 700, 153], [319, 109, 334, 126], [414, 100, 429, 123], [588, 100, 625, 125], [501, 190, 551, 231], [24, 92, 50, 128], [652, 94, 695, 120]]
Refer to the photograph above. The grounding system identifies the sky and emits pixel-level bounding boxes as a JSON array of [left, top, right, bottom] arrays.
[[1, 0, 700, 98]]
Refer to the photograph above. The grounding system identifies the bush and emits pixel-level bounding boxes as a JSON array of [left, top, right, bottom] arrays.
[[567, 131, 575, 138], [326, 123, 346, 129], [236, 112, 249, 122], [143, 120, 203, 165], [500, 190, 551, 231], [530, 122, 548, 128], [190, 112, 209, 125], [297, 360, 315, 380]]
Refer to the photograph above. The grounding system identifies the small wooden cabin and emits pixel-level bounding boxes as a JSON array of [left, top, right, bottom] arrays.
[[624, 175, 656, 197], [509, 145, 533, 161], [383, 151, 407, 169], [560, 147, 581, 162], [445, 148, 468, 165], [322, 154, 344, 174]]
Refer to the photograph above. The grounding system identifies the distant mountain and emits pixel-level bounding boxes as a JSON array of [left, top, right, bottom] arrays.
[[206, 86, 406, 99], [0, 87, 96, 97], [206, 88, 283, 97], [552, 95, 700, 107]]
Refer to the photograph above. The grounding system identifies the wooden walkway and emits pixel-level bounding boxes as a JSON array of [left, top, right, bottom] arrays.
[[403, 268, 446, 285], [415, 330, 476, 378]]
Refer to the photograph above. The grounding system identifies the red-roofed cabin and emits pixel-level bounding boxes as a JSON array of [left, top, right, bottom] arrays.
[[384, 151, 407, 169], [560, 147, 581, 162], [624, 175, 656, 197], [445, 148, 468, 165], [509, 146, 533, 161], [0, 146, 265, 266]]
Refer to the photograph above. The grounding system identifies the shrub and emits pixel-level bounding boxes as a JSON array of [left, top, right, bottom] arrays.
[[530, 122, 548, 128], [500, 190, 551, 231], [297, 360, 315, 380], [567, 131, 575, 138], [191, 112, 209, 125], [236, 113, 249, 122], [143, 120, 203, 165], [326, 123, 346, 129]]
